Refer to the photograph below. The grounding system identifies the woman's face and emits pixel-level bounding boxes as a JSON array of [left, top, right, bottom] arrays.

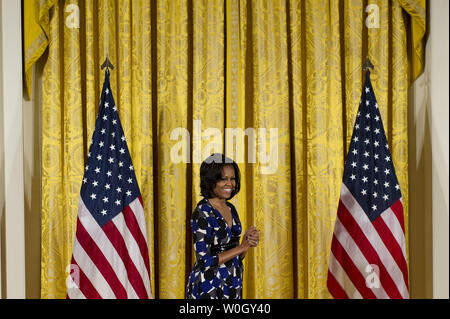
[[212, 165, 236, 200]]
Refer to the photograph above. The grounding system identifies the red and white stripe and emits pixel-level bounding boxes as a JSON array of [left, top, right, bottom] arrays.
[[67, 196, 152, 299], [327, 184, 409, 299]]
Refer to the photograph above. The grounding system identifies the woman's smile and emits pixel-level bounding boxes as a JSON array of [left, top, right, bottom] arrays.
[[222, 187, 233, 196], [213, 165, 236, 199]]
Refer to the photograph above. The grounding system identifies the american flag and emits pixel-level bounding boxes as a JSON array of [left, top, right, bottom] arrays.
[[67, 69, 152, 299], [327, 71, 409, 299]]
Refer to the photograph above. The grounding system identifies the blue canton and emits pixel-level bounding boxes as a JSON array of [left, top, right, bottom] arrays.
[[343, 72, 402, 222], [80, 69, 140, 227]]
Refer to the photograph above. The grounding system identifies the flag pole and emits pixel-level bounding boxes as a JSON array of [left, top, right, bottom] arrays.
[[101, 55, 114, 71], [327, 53, 410, 299], [362, 56, 374, 72], [68, 53, 153, 299]]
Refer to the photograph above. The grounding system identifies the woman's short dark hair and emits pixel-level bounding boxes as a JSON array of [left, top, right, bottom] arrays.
[[200, 153, 241, 200]]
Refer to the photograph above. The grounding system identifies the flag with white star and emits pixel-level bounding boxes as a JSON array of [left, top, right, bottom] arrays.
[[67, 69, 152, 299], [327, 71, 409, 299]]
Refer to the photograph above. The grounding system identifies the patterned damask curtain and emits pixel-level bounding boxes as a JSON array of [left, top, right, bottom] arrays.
[[24, 0, 426, 298]]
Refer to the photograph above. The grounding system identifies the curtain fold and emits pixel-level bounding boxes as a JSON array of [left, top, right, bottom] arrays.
[[23, 0, 57, 99], [32, 0, 426, 299], [154, 0, 186, 298]]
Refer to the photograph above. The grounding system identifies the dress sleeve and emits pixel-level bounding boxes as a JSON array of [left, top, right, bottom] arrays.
[[191, 206, 219, 272]]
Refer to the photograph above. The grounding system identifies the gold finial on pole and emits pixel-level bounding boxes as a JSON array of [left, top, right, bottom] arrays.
[[101, 55, 114, 71], [362, 56, 374, 72]]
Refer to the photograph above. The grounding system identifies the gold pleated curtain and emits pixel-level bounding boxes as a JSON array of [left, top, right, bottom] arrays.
[[32, 0, 426, 298]]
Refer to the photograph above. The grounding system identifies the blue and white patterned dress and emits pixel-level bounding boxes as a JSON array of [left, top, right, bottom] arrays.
[[186, 198, 243, 299]]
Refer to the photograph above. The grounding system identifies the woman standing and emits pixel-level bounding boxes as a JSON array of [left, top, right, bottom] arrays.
[[186, 153, 259, 299]]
